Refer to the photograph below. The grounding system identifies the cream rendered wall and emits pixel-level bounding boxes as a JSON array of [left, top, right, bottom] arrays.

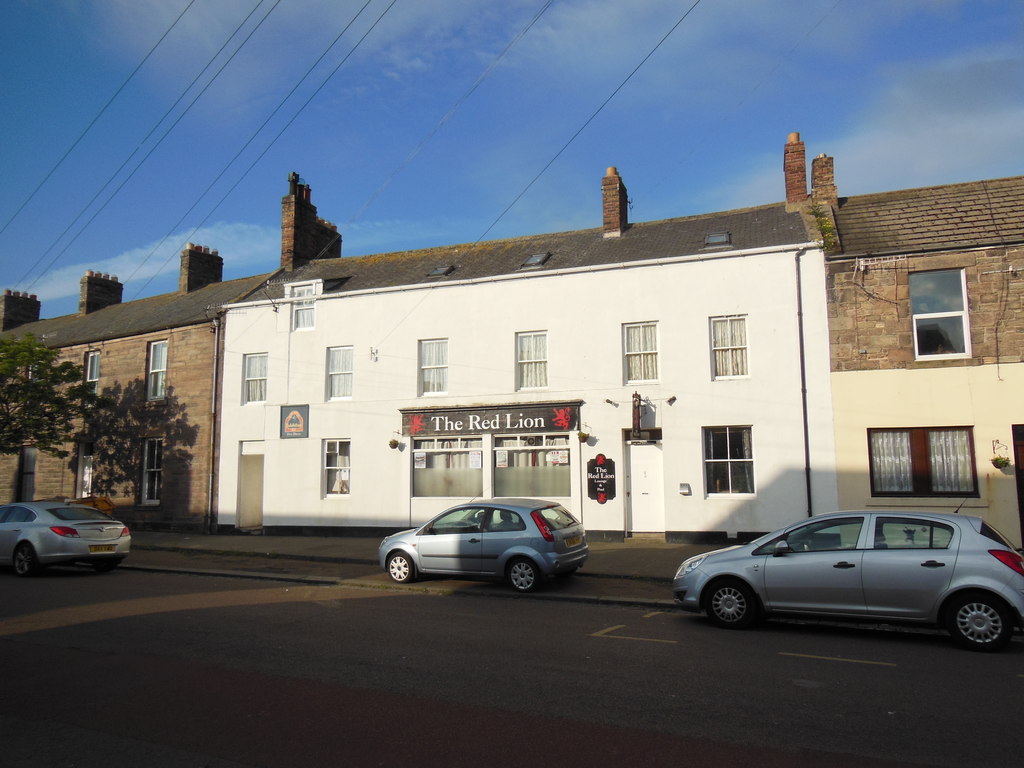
[[831, 365, 1024, 547], [217, 244, 838, 537]]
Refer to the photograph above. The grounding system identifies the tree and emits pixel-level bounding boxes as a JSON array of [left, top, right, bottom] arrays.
[[0, 334, 104, 457]]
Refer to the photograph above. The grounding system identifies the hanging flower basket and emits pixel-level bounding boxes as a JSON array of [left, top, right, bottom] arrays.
[[577, 431, 590, 443], [991, 456, 1011, 469]]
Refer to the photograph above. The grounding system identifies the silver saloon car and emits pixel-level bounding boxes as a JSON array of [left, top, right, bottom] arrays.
[[0, 501, 132, 576], [379, 498, 588, 592], [673, 510, 1024, 651]]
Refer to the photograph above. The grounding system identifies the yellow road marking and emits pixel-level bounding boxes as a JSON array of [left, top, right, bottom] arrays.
[[591, 624, 677, 644], [780, 652, 896, 667]]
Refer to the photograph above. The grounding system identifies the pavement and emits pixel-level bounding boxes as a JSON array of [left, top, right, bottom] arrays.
[[126, 531, 724, 608]]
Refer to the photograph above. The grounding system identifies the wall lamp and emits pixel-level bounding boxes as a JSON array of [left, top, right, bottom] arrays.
[[667, 396, 677, 406]]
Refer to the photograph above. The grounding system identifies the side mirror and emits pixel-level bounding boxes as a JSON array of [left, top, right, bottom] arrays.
[[773, 540, 793, 557]]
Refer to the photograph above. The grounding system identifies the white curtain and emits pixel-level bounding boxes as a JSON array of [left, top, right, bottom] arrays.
[[328, 347, 353, 398], [929, 429, 974, 492], [244, 354, 267, 402], [712, 317, 747, 376], [420, 340, 448, 393], [518, 333, 547, 388], [626, 324, 657, 381], [870, 431, 913, 492]]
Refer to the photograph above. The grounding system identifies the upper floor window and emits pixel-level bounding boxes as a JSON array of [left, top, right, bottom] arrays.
[[84, 350, 100, 393], [868, 427, 977, 497], [624, 322, 658, 383], [289, 283, 316, 330], [516, 331, 547, 389], [704, 426, 754, 494], [146, 340, 167, 400], [242, 353, 268, 404], [327, 346, 353, 399], [910, 270, 970, 359], [711, 315, 748, 378], [419, 339, 448, 395]]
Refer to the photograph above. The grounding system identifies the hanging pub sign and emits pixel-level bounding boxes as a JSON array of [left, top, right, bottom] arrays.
[[280, 405, 309, 439], [400, 401, 581, 437], [587, 454, 616, 504]]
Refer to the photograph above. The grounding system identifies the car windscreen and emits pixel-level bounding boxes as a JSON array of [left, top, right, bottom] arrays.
[[47, 506, 114, 522], [536, 505, 578, 530]]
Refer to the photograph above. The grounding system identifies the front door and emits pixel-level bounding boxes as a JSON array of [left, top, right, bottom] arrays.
[[627, 442, 664, 533], [238, 442, 265, 530], [1013, 425, 1024, 544]]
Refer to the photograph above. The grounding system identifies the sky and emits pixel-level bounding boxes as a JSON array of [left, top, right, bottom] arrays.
[[1, 0, 1022, 319]]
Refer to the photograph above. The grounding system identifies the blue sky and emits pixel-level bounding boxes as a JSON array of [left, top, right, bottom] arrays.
[[2, 0, 1022, 319]]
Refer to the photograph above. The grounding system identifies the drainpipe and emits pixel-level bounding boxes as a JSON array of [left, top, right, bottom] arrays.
[[206, 314, 222, 533], [795, 249, 814, 517]]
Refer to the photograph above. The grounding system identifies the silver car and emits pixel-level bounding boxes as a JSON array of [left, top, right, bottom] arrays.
[[379, 498, 588, 592], [673, 510, 1024, 651], [0, 501, 132, 576]]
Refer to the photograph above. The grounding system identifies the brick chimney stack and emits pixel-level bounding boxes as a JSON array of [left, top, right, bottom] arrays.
[[79, 271, 123, 314], [602, 166, 629, 238], [811, 153, 838, 208], [784, 132, 808, 208], [179, 243, 223, 293], [281, 172, 341, 271], [0, 290, 41, 330]]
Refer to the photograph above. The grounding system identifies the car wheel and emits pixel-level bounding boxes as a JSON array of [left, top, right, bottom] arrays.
[[507, 558, 540, 593], [704, 579, 757, 629], [92, 560, 120, 573], [387, 551, 416, 583], [945, 592, 1015, 652], [13, 543, 41, 577]]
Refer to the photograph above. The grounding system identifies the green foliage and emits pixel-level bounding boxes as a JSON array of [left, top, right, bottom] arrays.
[[810, 203, 839, 252], [0, 334, 104, 457]]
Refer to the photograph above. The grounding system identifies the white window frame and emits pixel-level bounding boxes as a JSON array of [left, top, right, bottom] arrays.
[[289, 282, 316, 331], [419, 338, 448, 395], [327, 346, 354, 400], [242, 353, 268, 404], [624, 322, 658, 383], [142, 437, 163, 504], [516, 331, 548, 390], [910, 269, 971, 360], [324, 439, 351, 496], [412, 436, 483, 497], [146, 340, 168, 401], [84, 350, 100, 393], [703, 426, 755, 495], [710, 315, 748, 379]]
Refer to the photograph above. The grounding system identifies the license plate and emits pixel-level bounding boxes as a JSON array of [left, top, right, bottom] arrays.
[[89, 545, 116, 553], [564, 536, 581, 548]]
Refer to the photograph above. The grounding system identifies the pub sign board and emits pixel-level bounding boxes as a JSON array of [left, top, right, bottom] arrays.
[[280, 405, 309, 439], [587, 454, 616, 504], [401, 401, 581, 437]]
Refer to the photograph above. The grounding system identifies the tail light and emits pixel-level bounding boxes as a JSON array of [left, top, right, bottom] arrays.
[[531, 510, 554, 542], [120, 527, 130, 537], [50, 526, 80, 538], [989, 549, 1024, 577]]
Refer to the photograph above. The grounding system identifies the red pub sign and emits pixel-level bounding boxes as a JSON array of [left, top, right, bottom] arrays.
[[401, 401, 581, 437]]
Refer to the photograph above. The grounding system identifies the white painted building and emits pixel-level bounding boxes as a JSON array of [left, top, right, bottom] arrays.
[[216, 168, 838, 541]]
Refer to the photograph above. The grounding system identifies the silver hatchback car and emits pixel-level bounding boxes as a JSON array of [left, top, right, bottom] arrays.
[[379, 498, 588, 592], [673, 510, 1024, 651]]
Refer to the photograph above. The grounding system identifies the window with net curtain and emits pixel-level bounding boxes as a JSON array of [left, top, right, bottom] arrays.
[[243, 353, 267, 403], [516, 331, 547, 389], [327, 346, 353, 399], [419, 339, 448, 395], [290, 283, 315, 330], [869, 427, 976, 496], [412, 438, 482, 496], [711, 315, 748, 378], [147, 340, 167, 400], [624, 322, 658, 383], [494, 434, 570, 496], [324, 440, 351, 495]]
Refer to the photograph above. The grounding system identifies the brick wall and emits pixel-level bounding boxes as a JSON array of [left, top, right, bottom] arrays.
[[827, 245, 1024, 372]]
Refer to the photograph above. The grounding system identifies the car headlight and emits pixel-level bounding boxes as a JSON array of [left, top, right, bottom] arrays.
[[674, 554, 707, 580]]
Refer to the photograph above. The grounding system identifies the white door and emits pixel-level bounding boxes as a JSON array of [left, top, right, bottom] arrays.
[[238, 442, 264, 530], [627, 442, 664, 533]]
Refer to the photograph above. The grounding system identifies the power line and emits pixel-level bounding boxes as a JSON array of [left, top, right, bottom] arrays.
[[476, 0, 705, 242], [0, 0, 198, 239]]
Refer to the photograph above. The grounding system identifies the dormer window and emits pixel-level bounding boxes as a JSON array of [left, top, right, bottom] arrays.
[[287, 281, 320, 330]]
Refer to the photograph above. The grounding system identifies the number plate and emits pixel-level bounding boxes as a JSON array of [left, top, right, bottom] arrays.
[[89, 545, 116, 553], [564, 535, 581, 548]]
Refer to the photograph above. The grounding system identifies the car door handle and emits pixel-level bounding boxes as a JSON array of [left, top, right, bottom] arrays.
[[920, 560, 946, 568], [833, 561, 857, 569], [468, 538, 480, 543]]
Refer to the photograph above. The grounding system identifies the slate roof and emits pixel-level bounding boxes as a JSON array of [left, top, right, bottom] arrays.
[[262, 202, 810, 299], [7, 273, 271, 347], [835, 175, 1024, 257]]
